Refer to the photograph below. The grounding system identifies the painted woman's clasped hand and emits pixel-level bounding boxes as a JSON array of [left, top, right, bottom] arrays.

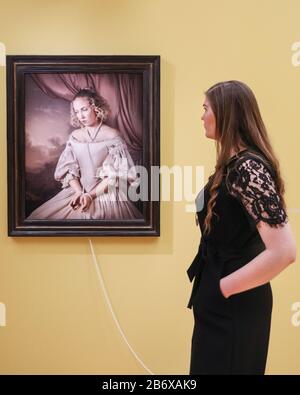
[[79, 193, 93, 212], [69, 191, 93, 212]]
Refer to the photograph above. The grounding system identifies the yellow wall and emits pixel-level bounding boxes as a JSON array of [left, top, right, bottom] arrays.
[[0, 0, 299, 374]]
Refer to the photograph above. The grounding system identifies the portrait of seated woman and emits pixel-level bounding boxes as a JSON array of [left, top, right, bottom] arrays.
[[26, 87, 143, 220]]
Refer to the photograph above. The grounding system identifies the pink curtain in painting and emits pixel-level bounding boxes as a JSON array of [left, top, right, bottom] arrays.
[[31, 73, 143, 164]]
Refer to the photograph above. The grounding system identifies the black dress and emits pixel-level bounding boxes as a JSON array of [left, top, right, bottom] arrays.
[[187, 149, 288, 375]]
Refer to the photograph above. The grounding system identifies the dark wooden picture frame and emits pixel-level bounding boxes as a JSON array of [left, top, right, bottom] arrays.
[[7, 55, 160, 236]]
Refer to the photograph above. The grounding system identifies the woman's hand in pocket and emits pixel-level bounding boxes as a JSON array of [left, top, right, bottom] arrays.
[[220, 277, 231, 299]]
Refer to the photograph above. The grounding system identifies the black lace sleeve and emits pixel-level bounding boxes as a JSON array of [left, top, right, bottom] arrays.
[[227, 157, 288, 228]]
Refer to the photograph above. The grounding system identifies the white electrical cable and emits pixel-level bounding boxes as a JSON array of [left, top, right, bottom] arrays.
[[88, 238, 155, 375]]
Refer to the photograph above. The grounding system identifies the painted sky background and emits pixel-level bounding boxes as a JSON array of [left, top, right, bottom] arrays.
[[25, 76, 71, 173]]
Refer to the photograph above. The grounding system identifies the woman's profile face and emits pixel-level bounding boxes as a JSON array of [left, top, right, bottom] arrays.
[[72, 97, 98, 127], [201, 96, 217, 140]]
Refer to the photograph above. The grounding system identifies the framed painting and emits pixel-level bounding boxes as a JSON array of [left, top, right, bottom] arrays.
[[7, 55, 160, 236]]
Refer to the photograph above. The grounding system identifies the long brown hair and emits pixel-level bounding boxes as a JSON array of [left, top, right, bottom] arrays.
[[203, 80, 287, 236]]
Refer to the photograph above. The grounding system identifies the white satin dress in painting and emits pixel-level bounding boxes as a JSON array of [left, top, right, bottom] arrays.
[[27, 134, 143, 220]]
